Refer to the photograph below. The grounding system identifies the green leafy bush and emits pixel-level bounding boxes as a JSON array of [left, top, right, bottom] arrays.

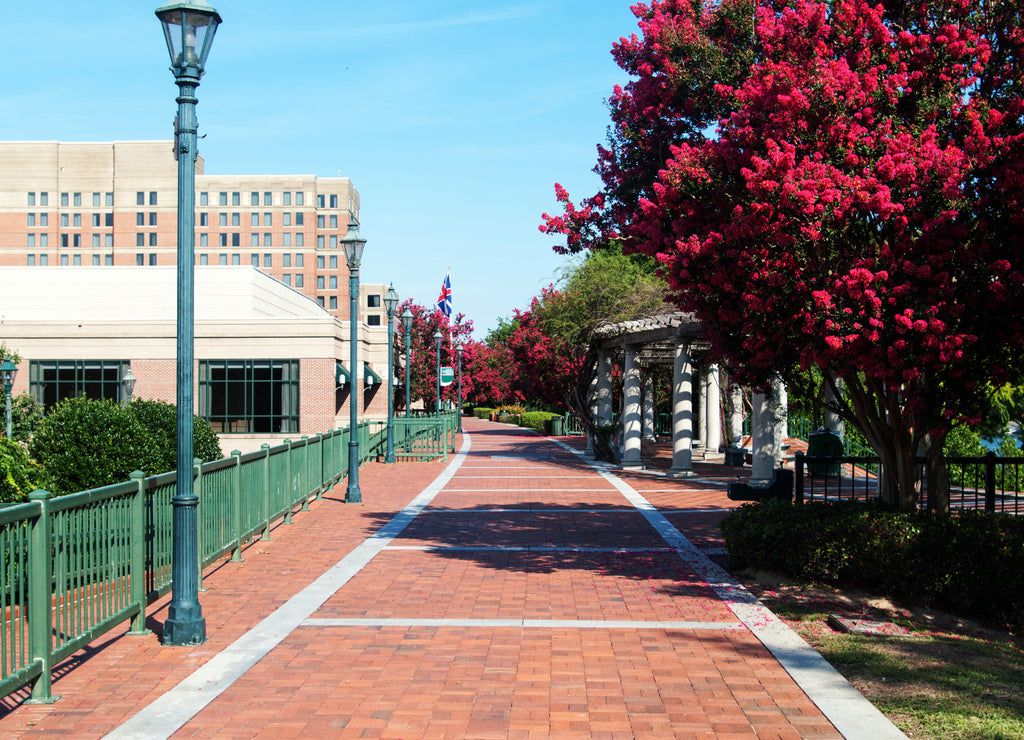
[[518, 411, 560, 432], [720, 499, 1024, 629], [128, 399, 222, 472], [474, 407, 495, 420], [10, 392, 43, 444], [30, 397, 160, 496], [0, 438, 42, 503]]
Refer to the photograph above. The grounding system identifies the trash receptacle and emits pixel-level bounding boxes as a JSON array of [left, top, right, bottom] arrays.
[[807, 429, 843, 477]]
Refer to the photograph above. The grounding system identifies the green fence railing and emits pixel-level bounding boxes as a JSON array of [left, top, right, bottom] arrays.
[[0, 411, 457, 704]]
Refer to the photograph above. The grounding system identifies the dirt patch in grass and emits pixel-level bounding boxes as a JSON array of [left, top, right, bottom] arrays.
[[739, 571, 1024, 740]]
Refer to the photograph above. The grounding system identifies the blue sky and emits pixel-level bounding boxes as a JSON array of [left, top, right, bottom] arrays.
[[4, 1, 639, 337]]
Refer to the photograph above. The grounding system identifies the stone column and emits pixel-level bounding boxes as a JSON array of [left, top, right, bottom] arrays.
[[642, 372, 657, 442], [585, 365, 598, 458], [595, 351, 613, 426], [621, 346, 643, 468], [750, 375, 787, 483], [824, 375, 844, 439], [705, 363, 722, 453], [668, 340, 695, 477], [727, 384, 744, 447]]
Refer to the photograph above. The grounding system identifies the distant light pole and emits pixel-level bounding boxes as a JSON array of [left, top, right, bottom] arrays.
[[156, 0, 221, 647], [455, 344, 463, 433], [401, 308, 413, 419], [433, 330, 443, 418], [0, 359, 17, 439], [342, 212, 367, 503], [122, 367, 137, 409], [383, 284, 399, 463]]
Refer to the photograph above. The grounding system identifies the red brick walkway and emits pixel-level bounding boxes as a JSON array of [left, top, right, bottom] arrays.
[[0, 417, 898, 739]]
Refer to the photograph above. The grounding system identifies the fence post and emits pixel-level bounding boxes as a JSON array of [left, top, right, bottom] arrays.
[[128, 471, 149, 635], [301, 435, 311, 511], [230, 450, 244, 562], [794, 452, 805, 505], [194, 457, 206, 592], [985, 450, 997, 512], [261, 444, 273, 540], [284, 439, 294, 524], [26, 489, 59, 704], [317, 432, 326, 501]]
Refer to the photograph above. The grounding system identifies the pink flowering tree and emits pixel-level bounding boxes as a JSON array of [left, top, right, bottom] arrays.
[[543, 0, 1024, 511], [394, 301, 475, 413]]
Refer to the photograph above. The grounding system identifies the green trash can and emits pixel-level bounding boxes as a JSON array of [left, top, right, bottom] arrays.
[[807, 429, 843, 477]]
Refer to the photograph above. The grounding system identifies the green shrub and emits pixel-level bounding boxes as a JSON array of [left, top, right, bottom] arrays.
[[10, 393, 43, 444], [720, 500, 1024, 628], [0, 438, 42, 503], [519, 411, 560, 432], [128, 399, 222, 471], [30, 397, 160, 496], [474, 407, 495, 420]]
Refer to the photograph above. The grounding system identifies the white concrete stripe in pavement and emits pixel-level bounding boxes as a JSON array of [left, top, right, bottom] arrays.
[[302, 617, 746, 630]]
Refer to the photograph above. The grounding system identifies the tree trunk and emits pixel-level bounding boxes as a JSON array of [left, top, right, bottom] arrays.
[[925, 431, 951, 515]]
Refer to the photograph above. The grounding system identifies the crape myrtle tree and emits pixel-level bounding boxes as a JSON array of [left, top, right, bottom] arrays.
[[504, 249, 668, 461], [542, 0, 1024, 512], [394, 300, 476, 413]]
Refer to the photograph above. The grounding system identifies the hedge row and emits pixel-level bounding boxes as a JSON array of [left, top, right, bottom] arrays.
[[720, 499, 1024, 629]]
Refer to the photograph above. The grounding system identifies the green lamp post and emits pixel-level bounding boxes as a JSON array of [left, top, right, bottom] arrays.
[[433, 330, 443, 418], [0, 359, 17, 439], [455, 344, 463, 433], [155, 0, 221, 647], [342, 213, 366, 503], [401, 308, 413, 419], [383, 284, 399, 463]]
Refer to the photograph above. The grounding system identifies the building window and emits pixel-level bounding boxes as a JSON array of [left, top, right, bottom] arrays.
[[232, 254, 240, 265], [60, 255, 69, 266], [61, 192, 69, 207], [200, 234, 208, 247], [40, 213, 48, 227], [367, 315, 382, 326], [264, 213, 272, 227], [317, 255, 325, 269], [104, 235, 113, 248], [73, 214, 81, 228], [73, 193, 82, 207], [92, 255, 101, 266], [232, 192, 240, 206], [330, 194, 338, 208], [368, 295, 381, 308], [295, 274, 304, 287], [105, 213, 114, 227], [283, 274, 291, 285], [264, 192, 272, 206], [283, 254, 291, 268], [295, 212, 304, 226], [40, 234, 48, 247], [329, 235, 337, 249], [199, 359, 299, 434], [329, 296, 337, 310], [251, 254, 260, 267], [73, 255, 81, 266], [251, 192, 259, 206], [317, 276, 325, 289], [250, 233, 259, 248], [232, 213, 240, 227], [27, 255, 35, 266], [73, 235, 81, 248], [200, 213, 208, 227], [106, 193, 114, 207], [28, 192, 36, 206], [263, 254, 272, 267], [136, 213, 144, 226], [264, 233, 272, 247], [200, 192, 209, 206], [317, 297, 325, 307], [136, 254, 145, 266], [150, 212, 158, 226], [283, 192, 291, 206], [27, 235, 35, 248], [329, 255, 337, 269], [200, 254, 208, 265], [93, 193, 101, 207], [219, 213, 227, 227], [40, 193, 48, 206], [61, 214, 69, 228], [150, 254, 157, 266], [329, 276, 337, 289], [219, 254, 227, 265], [61, 234, 69, 248], [296, 233, 304, 247], [295, 254, 304, 267], [30, 360, 131, 411], [220, 234, 228, 247], [295, 192, 304, 206], [219, 192, 228, 206], [135, 192, 145, 206], [317, 194, 325, 208], [27, 214, 35, 227], [283, 234, 291, 247], [251, 213, 259, 227], [330, 214, 338, 229], [150, 233, 158, 246], [317, 235, 324, 249], [232, 233, 240, 247], [283, 213, 291, 227], [93, 235, 101, 248], [317, 215, 325, 228]]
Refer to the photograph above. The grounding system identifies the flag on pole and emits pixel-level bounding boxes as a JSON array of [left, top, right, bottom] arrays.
[[437, 270, 452, 317]]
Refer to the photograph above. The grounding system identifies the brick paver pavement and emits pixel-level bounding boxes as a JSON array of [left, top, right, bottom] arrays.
[[0, 417, 905, 739]]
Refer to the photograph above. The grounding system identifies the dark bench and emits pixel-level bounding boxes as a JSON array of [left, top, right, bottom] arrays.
[[727, 467, 794, 502]]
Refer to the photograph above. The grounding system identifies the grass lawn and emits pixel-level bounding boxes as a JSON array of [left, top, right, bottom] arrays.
[[740, 573, 1024, 740]]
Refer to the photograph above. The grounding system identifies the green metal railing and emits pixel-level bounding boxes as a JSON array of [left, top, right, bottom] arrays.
[[0, 411, 457, 704]]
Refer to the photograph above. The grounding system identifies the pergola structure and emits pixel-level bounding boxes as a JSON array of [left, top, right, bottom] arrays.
[[590, 311, 787, 480]]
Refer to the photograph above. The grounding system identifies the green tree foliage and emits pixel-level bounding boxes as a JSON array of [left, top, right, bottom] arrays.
[[128, 399, 222, 472], [10, 392, 43, 444], [0, 437, 42, 503], [30, 397, 160, 496]]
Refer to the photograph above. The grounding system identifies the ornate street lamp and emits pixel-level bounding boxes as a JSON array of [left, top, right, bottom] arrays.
[[155, 0, 221, 647], [401, 308, 413, 419], [122, 367, 137, 409], [433, 330, 443, 418], [383, 284, 399, 463], [0, 359, 17, 439], [342, 212, 366, 503], [455, 344, 464, 433]]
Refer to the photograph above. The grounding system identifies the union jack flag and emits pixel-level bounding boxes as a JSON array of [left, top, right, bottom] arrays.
[[437, 271, 452, 317]]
